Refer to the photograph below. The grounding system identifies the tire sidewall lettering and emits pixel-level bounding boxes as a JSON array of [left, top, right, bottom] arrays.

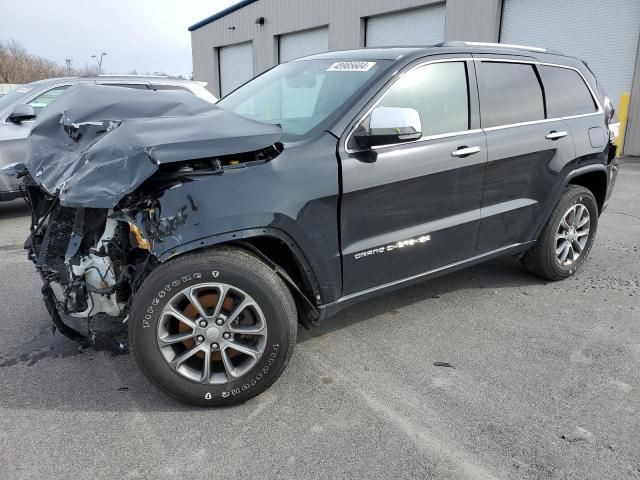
[[139, 268, 283, 399], [141, 271, 203, 329], [221, 343, 280, 398], [131, 253, 293, 406]]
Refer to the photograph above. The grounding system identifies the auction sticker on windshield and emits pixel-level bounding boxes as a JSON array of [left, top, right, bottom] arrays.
[[327, 61, 376, 72]]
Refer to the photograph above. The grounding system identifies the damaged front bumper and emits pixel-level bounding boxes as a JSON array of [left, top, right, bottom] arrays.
[[16, 84, 284, 343], [22, 185, 155, 342]]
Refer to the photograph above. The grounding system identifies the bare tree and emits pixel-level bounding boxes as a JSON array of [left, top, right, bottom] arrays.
[[74, 63, 101, 76], [0, 40, 67, 83]]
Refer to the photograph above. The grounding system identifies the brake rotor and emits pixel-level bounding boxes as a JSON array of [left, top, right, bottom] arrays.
[[178, 292, 237, 360]]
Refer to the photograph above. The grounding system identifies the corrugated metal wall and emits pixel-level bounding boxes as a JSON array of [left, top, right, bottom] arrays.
[[190, 0, 640, 155], [191, 0, 501, 97], [365, 4, 446, 47], [501, 0, 640, 112]]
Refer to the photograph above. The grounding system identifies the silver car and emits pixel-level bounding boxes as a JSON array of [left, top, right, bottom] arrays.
[[0, 76, 217, 201]]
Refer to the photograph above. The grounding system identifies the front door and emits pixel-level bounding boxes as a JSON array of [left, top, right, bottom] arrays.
[[339, 57, 487, 295]]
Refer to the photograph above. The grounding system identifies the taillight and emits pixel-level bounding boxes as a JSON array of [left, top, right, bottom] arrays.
[[603, 96, 619, 141]]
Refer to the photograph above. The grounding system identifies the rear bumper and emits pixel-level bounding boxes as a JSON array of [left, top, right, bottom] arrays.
[[602, 159, 619, 212]]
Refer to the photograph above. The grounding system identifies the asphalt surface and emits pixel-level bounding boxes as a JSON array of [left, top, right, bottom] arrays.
[[1, 160, 638, 480]]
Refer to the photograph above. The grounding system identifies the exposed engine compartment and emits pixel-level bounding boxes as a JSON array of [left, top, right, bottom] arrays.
[[7, 83, 289, 344], [24, 185, 155, 342]]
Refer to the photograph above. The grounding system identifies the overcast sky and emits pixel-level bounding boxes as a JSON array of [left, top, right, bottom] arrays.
[[0, 0, 238, 77]]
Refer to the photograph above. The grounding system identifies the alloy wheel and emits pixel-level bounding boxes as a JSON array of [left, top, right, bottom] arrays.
[[157, 283, 267, 384], [555, 203, 590, 266]]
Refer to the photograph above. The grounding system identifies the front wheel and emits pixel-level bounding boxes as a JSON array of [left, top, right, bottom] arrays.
[[522, 185, 598, 281], [129, 247, 297, 406]]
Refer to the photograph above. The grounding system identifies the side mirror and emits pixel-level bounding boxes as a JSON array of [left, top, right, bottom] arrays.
[[7, 104, 36, 124], [354, 106, 422, 148]]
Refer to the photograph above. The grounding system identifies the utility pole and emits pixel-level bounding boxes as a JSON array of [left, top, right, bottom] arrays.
[[91, 52, 107, 74]]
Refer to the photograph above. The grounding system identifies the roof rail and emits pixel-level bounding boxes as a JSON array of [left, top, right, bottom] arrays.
[[438, 41, 557, 54], [96, 74, 171, 78], [78, 74, 175, 79]]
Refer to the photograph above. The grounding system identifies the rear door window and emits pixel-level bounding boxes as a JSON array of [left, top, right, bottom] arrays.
[[539, 66, 597, 118], [478, 62, 544, 128]]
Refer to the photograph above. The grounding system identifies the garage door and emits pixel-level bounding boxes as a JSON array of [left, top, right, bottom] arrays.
[[279, 27, 329, 63], [501, 0, 640, 108], [219, 42, 253, 97], [366, 4, 446, 47]]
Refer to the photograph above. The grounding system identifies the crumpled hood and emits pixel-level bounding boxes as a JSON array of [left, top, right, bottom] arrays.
[[26, 84, 282, 208]]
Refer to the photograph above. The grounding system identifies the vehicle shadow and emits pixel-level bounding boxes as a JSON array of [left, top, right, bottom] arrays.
[[0, 254, 543, 414], [0, 198, 29, 220], [299, 255, 544, 343]]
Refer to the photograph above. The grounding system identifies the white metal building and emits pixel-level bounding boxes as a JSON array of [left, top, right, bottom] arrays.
[[190, 0, 640, 155], [0, 84, 20, 96]]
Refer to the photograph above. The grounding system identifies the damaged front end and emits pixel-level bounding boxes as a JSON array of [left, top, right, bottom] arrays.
[[24, 190, 155, 343], [18, 84, 283, 344]]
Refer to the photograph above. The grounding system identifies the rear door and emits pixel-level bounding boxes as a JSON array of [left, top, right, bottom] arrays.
[[538, 64, 606, 165], [475, 58, 575, 252], [339, 57, 487, 294]]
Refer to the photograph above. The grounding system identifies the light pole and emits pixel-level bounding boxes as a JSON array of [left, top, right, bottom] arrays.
[[91, 52, 107, 74]]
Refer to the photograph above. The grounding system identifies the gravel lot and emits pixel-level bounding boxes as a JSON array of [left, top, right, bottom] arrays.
[[0, 160, 638, 480]]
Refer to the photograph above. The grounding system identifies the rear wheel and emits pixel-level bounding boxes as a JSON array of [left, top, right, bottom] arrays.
[[129, 247, 297, 406], [522, 185, 598, 281]]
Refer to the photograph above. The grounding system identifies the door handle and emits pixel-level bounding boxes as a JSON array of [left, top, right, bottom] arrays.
[[545, 130, 568, 140], [451, 146, 481, 158]]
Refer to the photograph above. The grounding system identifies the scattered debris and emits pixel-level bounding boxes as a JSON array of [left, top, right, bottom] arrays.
[[561, 426, 594, 443], [433, 361, 455, 369]]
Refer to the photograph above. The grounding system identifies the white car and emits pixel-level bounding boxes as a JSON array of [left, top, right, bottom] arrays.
[[0, 75, 217, 201]]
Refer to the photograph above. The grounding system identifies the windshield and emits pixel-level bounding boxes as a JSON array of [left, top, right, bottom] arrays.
[[217, 59, 389, 138]]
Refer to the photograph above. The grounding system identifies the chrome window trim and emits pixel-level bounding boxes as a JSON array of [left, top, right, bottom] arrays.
[[472, 57, 603, 116], [344, 57, 472, 154], [343, 56, 603, 154], [483, 118, 558, 132], [370, 128, 483, 150]]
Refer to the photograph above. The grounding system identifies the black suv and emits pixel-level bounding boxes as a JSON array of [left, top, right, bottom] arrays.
[[6, 42, 619, 406]]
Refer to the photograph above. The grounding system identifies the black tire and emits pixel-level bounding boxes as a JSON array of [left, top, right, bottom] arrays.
[[522, 185, 598, 281], [129, 246, 297, 407]]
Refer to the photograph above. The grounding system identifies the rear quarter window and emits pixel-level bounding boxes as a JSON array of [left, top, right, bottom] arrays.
[[539, 66, 598, 118], [478, 62, 545, 128]]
